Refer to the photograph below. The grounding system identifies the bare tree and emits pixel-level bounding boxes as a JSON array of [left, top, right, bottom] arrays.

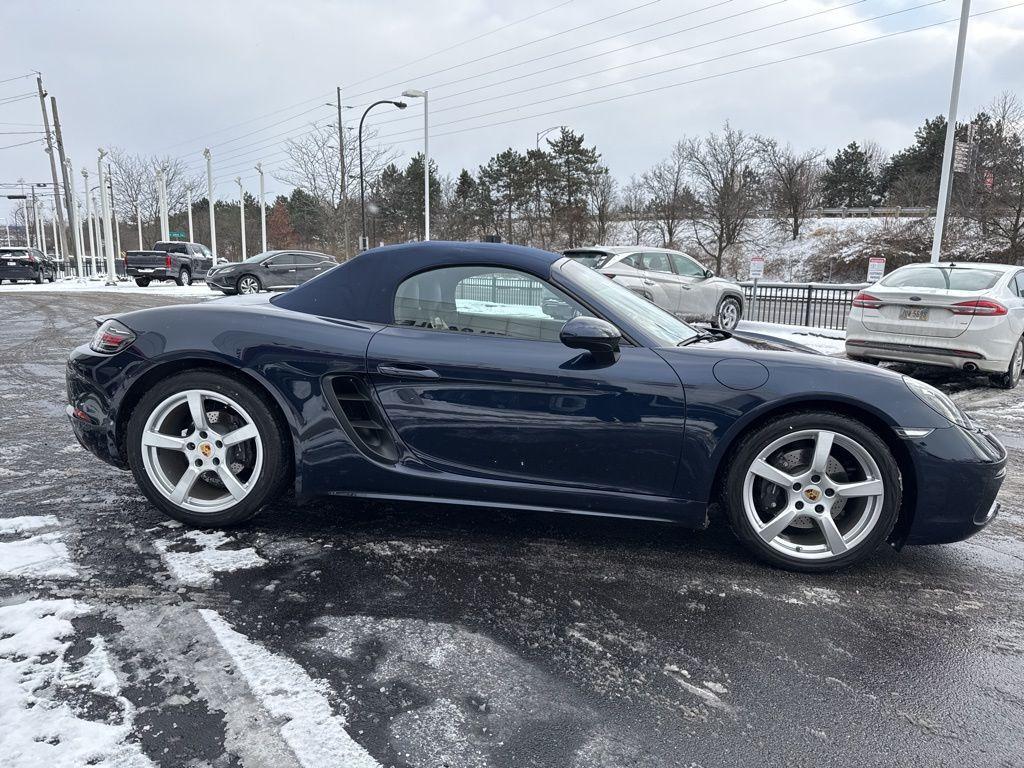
[[686, 123, 762, 274], [106, 149, 200, 242], [642, 141, 693, 247], [860, 138, 889, 179], [621, 175, 650, 245], [757, 138, 823, 239], [589, 167, 617, 244]]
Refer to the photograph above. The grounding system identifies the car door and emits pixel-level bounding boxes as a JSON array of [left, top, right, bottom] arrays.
[[639, 252, 683, 315], [187, 244, 206, 277], [263, 253, 300, 288], [669, 253, 714, 320], [366, 265, 687, 497], [292, 254, 327, 285]]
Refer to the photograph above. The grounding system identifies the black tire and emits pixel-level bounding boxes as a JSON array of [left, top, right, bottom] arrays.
[[991, 336, 1023, 389], [176, 268, 191, 287], [126, 370, 290, 527], [237, 274, 262, 295], [714, 296, 742, 331], [722, 411, 901, 572], [135, 277, 151, 287], [34, 272, 43, 284]]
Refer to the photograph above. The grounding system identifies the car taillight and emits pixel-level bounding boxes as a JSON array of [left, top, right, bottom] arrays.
[[89, 319, 136, 354], [852, 292, 883, 309], [26, 254, 37, 263], [950, 299, 1007, 316], [166, 254, 172, 269]]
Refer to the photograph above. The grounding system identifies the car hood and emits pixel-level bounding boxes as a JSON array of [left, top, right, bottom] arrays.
[[709, 329, 821, 355]]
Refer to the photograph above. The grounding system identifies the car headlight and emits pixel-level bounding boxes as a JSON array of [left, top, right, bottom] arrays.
[[903, 376, 969, 428], [90, 319, 136, 354]]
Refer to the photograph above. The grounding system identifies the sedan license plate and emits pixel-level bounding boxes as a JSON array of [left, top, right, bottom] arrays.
[[6, 261, 15, 266], [900, 306, 929, 321]]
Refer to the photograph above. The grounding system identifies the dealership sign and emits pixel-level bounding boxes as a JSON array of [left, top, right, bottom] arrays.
[[867, 257, 886, 283], [749, 256, 765, 280]]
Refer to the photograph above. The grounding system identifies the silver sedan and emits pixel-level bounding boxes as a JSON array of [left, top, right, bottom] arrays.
[[564, 246, 745, 330]]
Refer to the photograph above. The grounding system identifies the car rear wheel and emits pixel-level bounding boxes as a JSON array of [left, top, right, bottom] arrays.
[[176, 268, 191, 287], [723, 411, 901, 572], [991, 337, 1023, 389], [715, 296, 742, 331], [135, 278, 151, 287], [126, 371, 290, 527], [237, 275, 261, 294]]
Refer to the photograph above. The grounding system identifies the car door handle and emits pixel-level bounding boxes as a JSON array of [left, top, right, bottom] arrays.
[[642, 279, 655, 286], [377, 363, 440, 379]]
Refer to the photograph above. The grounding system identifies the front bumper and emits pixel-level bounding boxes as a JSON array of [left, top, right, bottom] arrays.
[[902, 422, 1007, 545]]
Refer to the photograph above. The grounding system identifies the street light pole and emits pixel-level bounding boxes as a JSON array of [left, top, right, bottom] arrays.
[[402, 89, 430, 241], [135, 200, 143, 249], [255, 162, 267, 253], [204, 148, 217, 262], [358, 99, 407, 250], [236, 177, 246, 260], [82, 168, 96, 276], [336, 87, 351, 258], [930, 0, 971, 263], [97, 149, 116, 286], [157, 167, 169, 241], [65, 158, 84, 279], [187, 188, 194, 242]]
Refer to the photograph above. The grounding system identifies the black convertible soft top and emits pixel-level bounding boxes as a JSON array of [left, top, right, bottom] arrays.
[[272, 241, 560, 324]]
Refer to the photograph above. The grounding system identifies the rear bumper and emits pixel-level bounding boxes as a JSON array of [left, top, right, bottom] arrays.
[[903, 423, 1007, 545], [0, 265, 42, 280], [126, 266, 169, 279], [846, 317, 1011, 373], [65, 346, 128, 469]]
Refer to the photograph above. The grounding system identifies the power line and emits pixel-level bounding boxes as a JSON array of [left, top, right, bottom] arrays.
[[341, 0, 577, 90], [0, 72, 36, 86], [0, 138, 43, 150], [372, 0, 948, 141]]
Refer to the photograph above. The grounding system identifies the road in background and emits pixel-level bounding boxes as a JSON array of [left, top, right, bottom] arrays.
[[1, 291, 1022, 767]]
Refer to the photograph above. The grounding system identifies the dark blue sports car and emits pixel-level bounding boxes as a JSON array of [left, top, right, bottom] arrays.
[[66, 242, 1006, 571]]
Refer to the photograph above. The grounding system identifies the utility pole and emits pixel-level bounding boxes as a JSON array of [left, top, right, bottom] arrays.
[[256, 162, 267, 253], [156, 167, 169, 241], [236, 177, 247, 260], [204, 148, 217, 261], [186, 189, 194, 241], [98, 149, 116, 286], [51, 96, 75, 260], [931, 0, 971, 263], [32, 190, 42, 250], [65, 158, 84, 280], [36, 75, 68, 260], [37, 200, 47, 254], [135, 200, 143, 249], [83, 168, 96, 276], [336, 86, 350, 258]]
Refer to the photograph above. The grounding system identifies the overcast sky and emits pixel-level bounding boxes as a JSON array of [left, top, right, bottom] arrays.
[[2, 0, 1023, 222]]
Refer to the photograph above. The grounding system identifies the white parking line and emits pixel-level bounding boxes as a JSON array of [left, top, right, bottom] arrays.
[[199, 609, 381, 768]]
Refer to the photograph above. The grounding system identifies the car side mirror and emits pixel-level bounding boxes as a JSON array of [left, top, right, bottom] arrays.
[[703, 268, 714, 279], [560, 316, 621, 363]]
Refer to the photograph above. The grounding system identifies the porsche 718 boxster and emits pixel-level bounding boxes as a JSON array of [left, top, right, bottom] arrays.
[[66, 242, 1006, 571]]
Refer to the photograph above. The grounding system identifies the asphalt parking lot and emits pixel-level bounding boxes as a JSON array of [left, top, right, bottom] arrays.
[[2, 290, 1022, 768]]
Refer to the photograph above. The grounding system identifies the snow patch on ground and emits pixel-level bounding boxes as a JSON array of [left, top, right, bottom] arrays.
[[0, 530, 78, 578], [663, 665, 735, 713], [199, 609, 380, 768], [153, 529, 266, 587], [0, 514, 60, 535], [0, 278, 213, 297], [0, 599, 153, 767]]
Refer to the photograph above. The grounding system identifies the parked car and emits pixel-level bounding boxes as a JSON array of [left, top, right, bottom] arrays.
[[67, 242, 1006, 572], [125, 241, 215, 286], [205, 250, 337, 295], [846, 262, 1024, 389], [564, 246, 745, 330], [0, 247, 58, 284]]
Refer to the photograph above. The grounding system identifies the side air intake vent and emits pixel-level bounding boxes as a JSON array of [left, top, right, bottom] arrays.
[[326, 376, 399, 463]]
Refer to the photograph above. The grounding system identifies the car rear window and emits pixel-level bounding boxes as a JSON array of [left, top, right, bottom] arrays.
[[1, 250, 30, 258], [564, 250, 617, 269], [881, 266, 1002, 291]]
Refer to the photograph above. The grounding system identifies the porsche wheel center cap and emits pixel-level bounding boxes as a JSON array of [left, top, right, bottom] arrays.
[[198, 442, 214, 458], [803, 487, 822, 503]]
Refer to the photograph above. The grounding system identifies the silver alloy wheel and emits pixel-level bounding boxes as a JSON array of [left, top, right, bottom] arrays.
[[718, 298, 740, 331], [238, 276, 260, 294], [140, 389, 263, 514], [180, 269, 191, 286], [741, 429, 885, 561], [1013, 339, 1023, 381]]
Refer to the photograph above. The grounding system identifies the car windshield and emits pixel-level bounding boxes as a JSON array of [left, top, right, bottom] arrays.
[[564, 250, 618, 269], [557, 258, 699, 346], [881, 266, 1002, 291]]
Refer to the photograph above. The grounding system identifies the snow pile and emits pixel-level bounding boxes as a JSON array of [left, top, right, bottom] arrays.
[[153, 529, 266, 588], [0, 515, 77, 579], [737, 320, 847, 356], [0, 278, 213, 297], [200, 609, 380, 768], [0, 599, 153, 767]]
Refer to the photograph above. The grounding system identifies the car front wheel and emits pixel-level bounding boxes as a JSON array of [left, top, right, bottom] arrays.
[[126, 371, 290, 527], [237, 275, 262, 294], [991, 337, 1023, 389], [723, 411, 901, 572], [715, 296, 742, 331]]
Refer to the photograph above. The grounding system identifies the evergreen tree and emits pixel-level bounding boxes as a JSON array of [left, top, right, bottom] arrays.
[[821, 142, 877, 207], [478, 148, 531, 243], [877, 116, 948, 205], [545, 128, 601, 248]]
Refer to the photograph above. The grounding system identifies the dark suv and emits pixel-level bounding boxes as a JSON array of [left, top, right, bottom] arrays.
[[0, 247, 58, 284], [205, 250, 336, 295]]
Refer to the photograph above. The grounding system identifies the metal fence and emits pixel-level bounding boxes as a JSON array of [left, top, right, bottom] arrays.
[[740, 281, 869, 330], [455, 274, 544, 307]]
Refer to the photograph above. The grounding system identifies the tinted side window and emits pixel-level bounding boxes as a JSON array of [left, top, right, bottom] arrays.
[[642, 252, 672, 273], [394, 266, 591, 342], [294, 254, 322, 265], [670, 254, 706, 277], [271, 253, 298, 266], [169, 243, 188, 254], [618, 254, 639, 268], [1015, 272, 1024, 297]]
